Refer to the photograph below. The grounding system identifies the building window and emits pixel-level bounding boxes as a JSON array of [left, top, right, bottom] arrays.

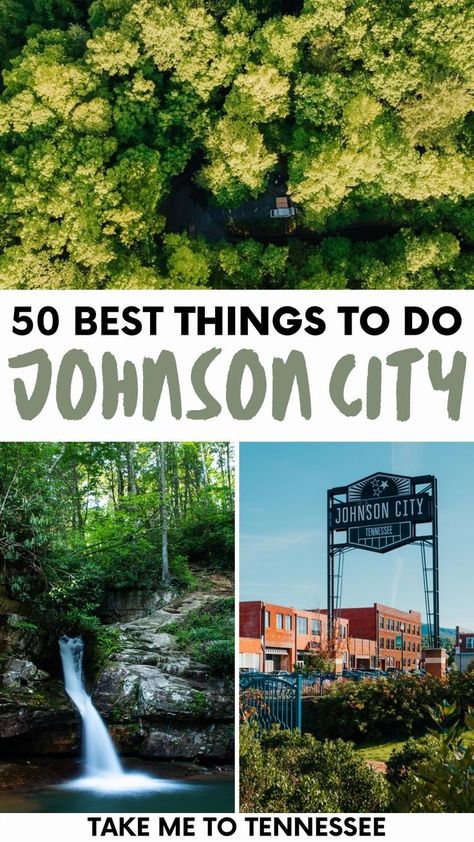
[[391, 638, 395, 650], [391, 619, 395, 631], [284, 614, 292, 631], [417, 643, 420, 652], [264, 611, 270, 628], [417, 626, 420, 636], [311, 619, 321, 636], [338, 624, 347, 639], [396, 621, 400, 632], [380, 637, 384, 649], [297, 616, 308, 635], [466, 638, 474, 649], [276, 613, 283, 630], [380, 616, 385, 629], [407, 658, 411, 666], [412, 641, 416, 652]]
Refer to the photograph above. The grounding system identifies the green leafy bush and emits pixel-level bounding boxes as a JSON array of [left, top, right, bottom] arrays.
[[205, 640, 234, 677], [309, 673, 474, 744], [169, 555, 198, 589], [386, 735, 442, 787], [93, 625, 123, 665], [387, 703, 474, 812], [240, 724, 388, 813], [163, 597, 234, 677]]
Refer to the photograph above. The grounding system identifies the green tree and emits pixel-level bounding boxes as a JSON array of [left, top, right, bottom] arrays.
[[0, 442, 235, 632]]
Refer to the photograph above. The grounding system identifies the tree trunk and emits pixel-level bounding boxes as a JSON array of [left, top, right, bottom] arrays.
[[226, 443, 232, 494], [126, 444, 137, 495], [172, 445, 180, 520], [116, 460, 124, 499], [71, 462, 84, 535], [200, 442, 209, 486], [160, 443, 170, 583]]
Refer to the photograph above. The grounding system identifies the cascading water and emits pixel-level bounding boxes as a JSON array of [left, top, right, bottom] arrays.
[[59, 636, 169, 794], [59, 637, 122, 777]]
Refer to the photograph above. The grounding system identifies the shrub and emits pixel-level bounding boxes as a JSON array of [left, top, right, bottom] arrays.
[[205, 640, 234, 676], [386, 735, 442, 786], [169, 555, 197, 589], [446, 671, 474, 711], [163, 598, 234, 677], [240, 724, 388, 813], [309, 673, 474, 744], [388, 705, 474, 812], [93, 625, 123, 662]]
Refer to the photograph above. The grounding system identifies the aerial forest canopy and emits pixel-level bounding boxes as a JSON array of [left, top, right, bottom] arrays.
[[0, 442, 234, 633], [0, 0, 472, 289]]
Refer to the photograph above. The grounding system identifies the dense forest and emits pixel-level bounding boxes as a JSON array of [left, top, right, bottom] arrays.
[[0, 441, 234, 634], [0, 441, 235, 786], [0, 0, 472, 290]]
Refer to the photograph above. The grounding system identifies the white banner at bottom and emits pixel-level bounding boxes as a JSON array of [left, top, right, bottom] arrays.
[[0, 813, 473, 842]]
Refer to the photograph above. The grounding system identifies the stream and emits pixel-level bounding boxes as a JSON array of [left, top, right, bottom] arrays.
[[0, 769, 234, 813]]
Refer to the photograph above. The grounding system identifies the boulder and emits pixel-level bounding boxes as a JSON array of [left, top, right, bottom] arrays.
[[91, 587, 234, 762], [2, 658, 49, 688], [141, 723, 234, 760], [0, 684, 79, 754], [95, 663, 231, 722], [99, 587, 177, 623]]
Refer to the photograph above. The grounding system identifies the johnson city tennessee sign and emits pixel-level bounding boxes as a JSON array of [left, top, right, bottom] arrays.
[[330, 472, 433, 552]]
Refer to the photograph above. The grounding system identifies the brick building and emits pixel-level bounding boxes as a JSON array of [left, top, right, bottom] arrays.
[[332, 603, 422, 670], [453, 627, 474, 673], [346, 636, 377, 670], [239, 601, 376, 672]]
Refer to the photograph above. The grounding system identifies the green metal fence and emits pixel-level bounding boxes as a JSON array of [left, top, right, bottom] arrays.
[[239, 672, 303, 730]]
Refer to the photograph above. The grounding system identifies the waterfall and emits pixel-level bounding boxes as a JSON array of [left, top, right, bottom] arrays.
[[59, 636, 167, 793], [59, 637, 122, 776]]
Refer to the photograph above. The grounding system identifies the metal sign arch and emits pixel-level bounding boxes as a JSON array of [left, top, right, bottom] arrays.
[[327, 473, 439, 650]]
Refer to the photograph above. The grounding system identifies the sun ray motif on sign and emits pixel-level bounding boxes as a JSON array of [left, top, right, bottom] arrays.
[[348, 473, 411, 501]]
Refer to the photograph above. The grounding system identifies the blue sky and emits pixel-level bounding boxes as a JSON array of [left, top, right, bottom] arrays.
[[240, 443, 474, 630]]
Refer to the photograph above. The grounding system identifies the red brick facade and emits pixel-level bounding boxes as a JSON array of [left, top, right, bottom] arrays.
[[347, 636, 377, 669], [240, 601, 347, 671], [334, 603, 422, 670], [240, 601, 420, 671], [453, 627, 474, 673], [240, 601, 378, 672], [457, 628, 474, 653]]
